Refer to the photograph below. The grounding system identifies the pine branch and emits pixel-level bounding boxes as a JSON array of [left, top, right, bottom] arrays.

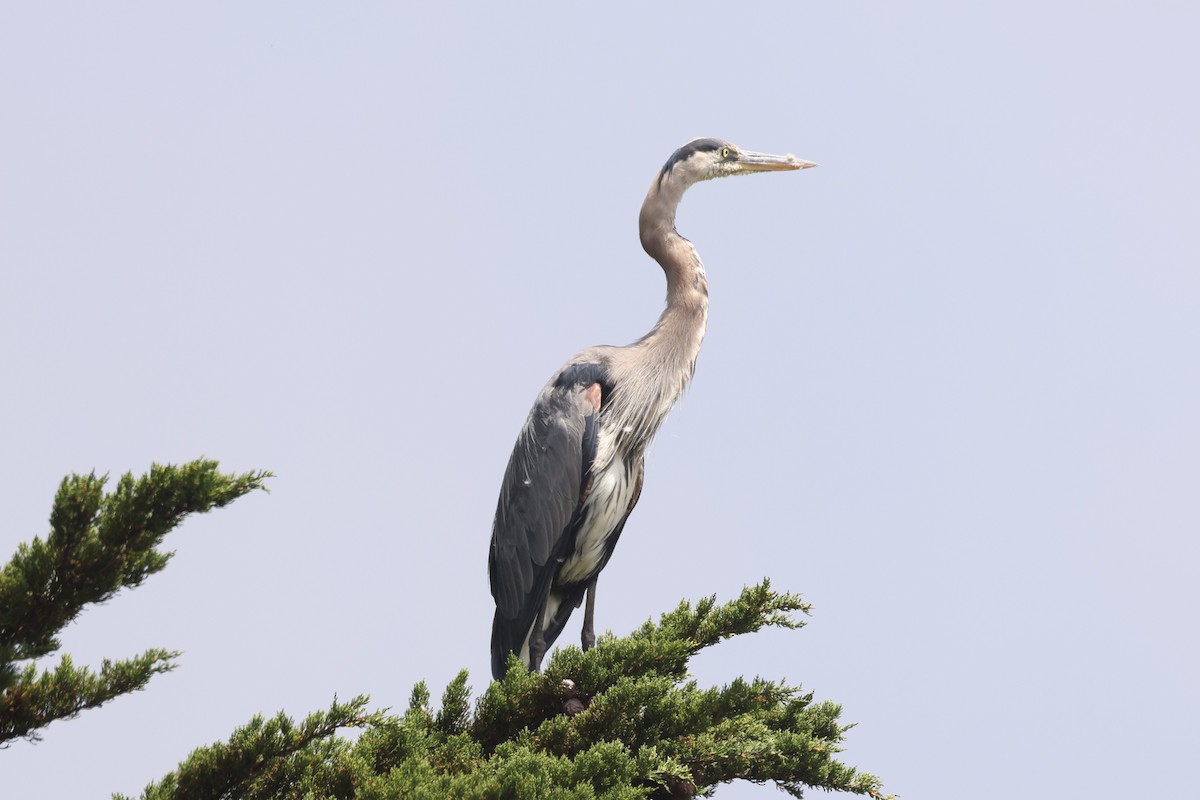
[[0, 459, 270, 744], [472, 579, 811, 751], [487, 581, 881, 798], [116, 696, 376, 800], [0, 650, 177, 745]]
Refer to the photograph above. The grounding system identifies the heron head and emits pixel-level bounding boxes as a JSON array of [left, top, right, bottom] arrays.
[[657, 138, 816, 190]]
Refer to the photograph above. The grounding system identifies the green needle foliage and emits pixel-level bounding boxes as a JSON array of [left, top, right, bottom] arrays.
[[3, 463, 887, 797], [126, 582, 889, 800], [0, 460, 270, 745], [127, 696, 380, 800]]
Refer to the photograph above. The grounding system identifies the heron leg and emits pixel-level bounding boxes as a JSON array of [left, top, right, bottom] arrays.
[[529, 603, 547, 672], [581, 578, 598, 651]]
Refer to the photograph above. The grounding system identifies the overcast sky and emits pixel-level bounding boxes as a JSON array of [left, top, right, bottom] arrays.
[[3, 3, 1198, 798]]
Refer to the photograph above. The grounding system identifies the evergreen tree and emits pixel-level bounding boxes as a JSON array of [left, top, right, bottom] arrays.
[[3, 463, 888, 798], [0, 459, 270, 745], [120, 583, 888, 799]]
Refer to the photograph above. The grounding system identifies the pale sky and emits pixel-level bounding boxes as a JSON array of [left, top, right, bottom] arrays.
[[3, 3, 1198, 798]]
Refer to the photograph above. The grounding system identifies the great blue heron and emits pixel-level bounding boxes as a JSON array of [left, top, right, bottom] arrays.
[[488, 138, 816, 679]]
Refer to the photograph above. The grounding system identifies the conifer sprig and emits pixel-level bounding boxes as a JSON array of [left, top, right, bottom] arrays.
[[0, 460, 270, 745], [122, 696, 375, 800]]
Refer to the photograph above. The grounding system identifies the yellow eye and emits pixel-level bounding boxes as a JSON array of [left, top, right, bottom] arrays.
[[722, 147, 731, 159]]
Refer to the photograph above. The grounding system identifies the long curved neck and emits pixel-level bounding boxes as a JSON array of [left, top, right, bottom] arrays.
[[631, 175, 709, 389], [597, 175, 710, 456], [638, 174, 709, 340]]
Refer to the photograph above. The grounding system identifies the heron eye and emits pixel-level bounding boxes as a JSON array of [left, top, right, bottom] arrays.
[[721, 147, 732, 159]]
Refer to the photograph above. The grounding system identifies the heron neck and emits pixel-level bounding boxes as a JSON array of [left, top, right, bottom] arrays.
[[636, 179, 709, 372]]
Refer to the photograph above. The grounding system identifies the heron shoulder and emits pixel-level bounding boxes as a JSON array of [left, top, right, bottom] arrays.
[[552, 361, 609, 394]]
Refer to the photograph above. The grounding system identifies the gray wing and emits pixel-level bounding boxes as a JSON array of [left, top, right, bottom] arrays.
[[489, 363, 605, 679]]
